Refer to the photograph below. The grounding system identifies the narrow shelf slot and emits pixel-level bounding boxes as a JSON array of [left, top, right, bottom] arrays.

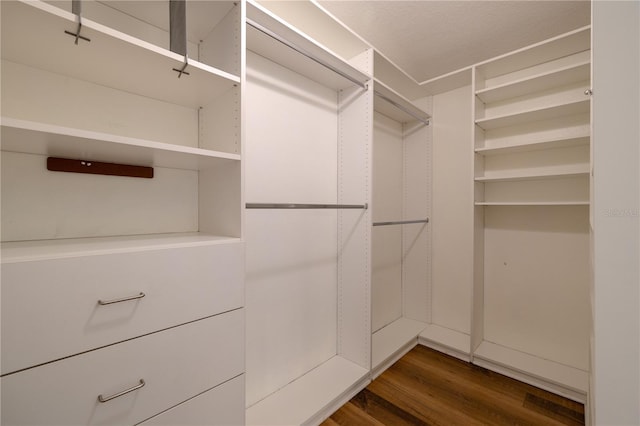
[[475, 168, 589, 182], [476, 61, 590, 104], [476, 135, 589, 156], [475, 201, 589, 206], [475, 99, 590, 130]]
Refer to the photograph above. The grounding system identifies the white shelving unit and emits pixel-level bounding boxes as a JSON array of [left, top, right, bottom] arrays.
[[244, 2, 372, 424], [1, 0, 245, 423], [472, 26, 592, 401], [371, 80, 431, 377]]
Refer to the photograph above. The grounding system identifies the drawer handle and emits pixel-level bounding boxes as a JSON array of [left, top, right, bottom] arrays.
[[98, 292, 145, 306], [98, 379, 145, 403]]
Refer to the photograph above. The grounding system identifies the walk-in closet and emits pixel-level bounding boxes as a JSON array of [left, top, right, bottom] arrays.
[[1, 0, 638, 425]]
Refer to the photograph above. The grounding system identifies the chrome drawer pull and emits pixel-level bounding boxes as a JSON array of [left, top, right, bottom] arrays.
[[98, 379, 145, 403], [98, 292, 145, 306]]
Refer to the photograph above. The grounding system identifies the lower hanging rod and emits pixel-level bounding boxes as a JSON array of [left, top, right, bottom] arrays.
[[373, 218, 429, 226], [246, 203, 368, 210]]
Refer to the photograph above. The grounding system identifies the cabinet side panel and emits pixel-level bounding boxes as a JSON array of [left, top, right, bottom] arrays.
[[431, 85, 473, 334]]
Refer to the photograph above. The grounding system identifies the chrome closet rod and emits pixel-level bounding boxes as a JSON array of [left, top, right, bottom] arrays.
[[246, 203, 368, 209], [374, 91, 430, 126], [372, 218, 429, 226], [247, 19, 368, 90]]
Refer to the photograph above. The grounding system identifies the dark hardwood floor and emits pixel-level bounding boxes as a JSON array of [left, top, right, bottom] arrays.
[[321, 345, 585, 426]]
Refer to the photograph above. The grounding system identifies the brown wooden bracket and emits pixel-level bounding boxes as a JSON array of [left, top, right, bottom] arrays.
[[47, 157, 153, 178]]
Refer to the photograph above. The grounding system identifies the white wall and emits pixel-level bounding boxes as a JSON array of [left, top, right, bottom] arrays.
[[592, 1, 640, 424], [430, 85, 473, 333]]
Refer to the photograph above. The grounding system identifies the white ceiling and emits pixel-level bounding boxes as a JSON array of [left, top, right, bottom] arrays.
[[317, 0, 591, 83]]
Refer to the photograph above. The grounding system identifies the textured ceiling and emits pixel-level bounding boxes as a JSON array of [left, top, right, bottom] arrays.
[[318, 1, 591, 82]]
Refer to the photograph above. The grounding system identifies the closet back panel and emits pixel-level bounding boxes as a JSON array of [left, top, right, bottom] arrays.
[[372, 112, 403, 332], [483, 205, 590, 370], [431, 85, 473, 334], [245, 51, 339, 406], [1, 152, 198, 241], [402, 121, 431, 322]]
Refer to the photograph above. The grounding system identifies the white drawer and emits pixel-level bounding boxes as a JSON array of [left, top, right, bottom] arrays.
[[138, 375, 245, 426], [1, 242, 243, 374], [1, 309, 244, 426]]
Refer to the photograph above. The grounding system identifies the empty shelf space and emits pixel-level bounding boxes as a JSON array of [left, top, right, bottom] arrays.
[[475, 99, 590, 130], [476, 61, 590, 104], [1, 118, 240, 170], [419, 324, 471, 361], [372, 318, 427, 371], [246, 0, 370, 90], [475, 167, 589, 182], [246, 356, 369, 426], [473, 341, 589, 399], [1, 233, 241, 263], [476, 135, 589, 156], [475, 201, 589, 206], [1, 0, 239, 109]]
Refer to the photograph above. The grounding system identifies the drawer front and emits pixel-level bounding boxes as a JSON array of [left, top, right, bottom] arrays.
[[138, 375, 245, 426], [1, 242, 244, 374], [1, 310, 244, 426]]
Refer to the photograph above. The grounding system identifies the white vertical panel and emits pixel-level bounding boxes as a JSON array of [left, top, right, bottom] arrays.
[[431, 85, 473, 333], [402, 120, 431, 322], [483, 205, 590, 370], [337, 69, 373, 369], [372, 112, 403, 332], [200, 3, 241, 77], [592, 1, 640, 424]]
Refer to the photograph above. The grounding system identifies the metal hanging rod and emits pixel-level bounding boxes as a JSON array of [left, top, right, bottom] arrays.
[[246, 203, 368, 210], [247, 19, 368, 90], [373, 218, 429, 226], [374, 91, 430, 126]]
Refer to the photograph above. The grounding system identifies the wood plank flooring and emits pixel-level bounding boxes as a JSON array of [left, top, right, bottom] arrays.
[[321, 345, 585, 426]]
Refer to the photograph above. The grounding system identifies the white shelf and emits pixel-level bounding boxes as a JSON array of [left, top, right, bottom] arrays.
[[419, 324, 471, 361], [372, 318, 427, 372], [476, 61, 590, 104], [373, 79, 430, 125], [1, 233, 241, 264], [473, 341, 589, 401], [246, 356, 369, 426], [476, 135, 589, 156], [475, 201, 589, 206], [475, 26, 590, 80], [246, 0, 370, 90], [1, 0, 239, 109], [475, 167, 589, 183], [1, 118, 240, 170], [475, 99, 590, 130]]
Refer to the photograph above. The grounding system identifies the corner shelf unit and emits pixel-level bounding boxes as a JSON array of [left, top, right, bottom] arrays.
[[472, 26, 591, 401]]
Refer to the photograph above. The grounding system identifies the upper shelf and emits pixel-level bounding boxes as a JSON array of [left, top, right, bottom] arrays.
[[374, 80, 430, 125], [476, 135, 590, 156], [246, 0, 371, 91], [1, 117, 240, 170], [475, 99, 590, 130], [1, 0, 239, 109], [476, 61, 590, 104], [475, 26, 591, 80]]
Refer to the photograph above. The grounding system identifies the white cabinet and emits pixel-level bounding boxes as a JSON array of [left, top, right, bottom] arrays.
[[1, 0, 245, 423], [471, 26, 591, 401]]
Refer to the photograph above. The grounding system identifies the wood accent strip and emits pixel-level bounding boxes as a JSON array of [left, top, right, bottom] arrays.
[[47, 157, 154, 178]]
